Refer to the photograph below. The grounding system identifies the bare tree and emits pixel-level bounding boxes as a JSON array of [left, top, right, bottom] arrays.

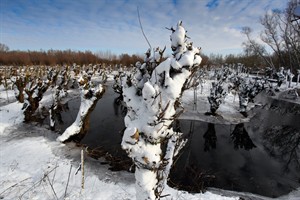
[[0, 43, 9, 52], [241, 27, 275, 68], [242, 0, 300, 73], [282, 0, 300, 71], [260, 11, 287, 67]]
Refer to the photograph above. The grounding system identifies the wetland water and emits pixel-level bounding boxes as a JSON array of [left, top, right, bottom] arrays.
[[58, 84, 300, 198]]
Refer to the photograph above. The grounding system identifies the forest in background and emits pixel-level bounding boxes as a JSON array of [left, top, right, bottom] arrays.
[[0, 46, 143, 67], [0, 45, 296, 73]]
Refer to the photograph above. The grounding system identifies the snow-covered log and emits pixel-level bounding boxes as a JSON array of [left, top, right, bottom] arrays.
[[57, 75, 105, 142], [121, 21, 202, 200]]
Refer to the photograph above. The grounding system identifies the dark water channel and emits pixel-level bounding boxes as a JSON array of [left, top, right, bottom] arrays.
[[80, 84, 126, 155], [58, 85, 300, 198]]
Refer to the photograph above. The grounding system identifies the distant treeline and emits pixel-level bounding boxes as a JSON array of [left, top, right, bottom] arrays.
[[0, 46, 296, 73], [0, 48, 283, 69], [0, 49, 143, 66]]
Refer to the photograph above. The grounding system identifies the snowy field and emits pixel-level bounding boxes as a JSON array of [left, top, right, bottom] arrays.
[[0, 78, 300, 200], [0, 89, 237, 199]]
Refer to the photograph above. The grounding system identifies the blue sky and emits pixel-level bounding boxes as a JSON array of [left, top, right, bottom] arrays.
[[0, 0, 286, 56]]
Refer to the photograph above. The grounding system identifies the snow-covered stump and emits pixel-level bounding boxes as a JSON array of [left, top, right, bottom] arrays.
[[287, 69, 294, 88], [57, 75, 105, 142], [121, 21, 202, 200], [113, 70, 126, 95], [275, 67, 286, 91], [47, 67, 59, 87], [48, 68, 72, 130], [11, 73, 31, 103], [207, 81, 227, 115], [49, 85, 67, 130], [22, 78, 50, 122], [238, 78, 264, 116], [207, 67, 232, 115]]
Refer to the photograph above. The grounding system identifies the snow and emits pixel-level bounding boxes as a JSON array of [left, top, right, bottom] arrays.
[[120, 22, 245, 199], [170, 21, 186, 54], [57, 82, 104, 142], [0, 101, 23, 134], [1, 59, 300, 199], [181, 79, 258, 123], [0, 125, 136, 200], [0, 85, 15, 106], [0, 77, 299, 199], [134, 168, 157, 200], [0, 102, 240, 200]]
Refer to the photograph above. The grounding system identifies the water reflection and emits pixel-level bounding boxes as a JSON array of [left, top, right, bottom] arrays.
[[60, 82, 300, 197], [170, 120, 216, 192], [113, 95, 127, 116], [230, 123, 256, 150], [263, 125, 300, 170], [203, 123, 217, 152], [169, 119, 300, 197], [201, 123, 257, 152]]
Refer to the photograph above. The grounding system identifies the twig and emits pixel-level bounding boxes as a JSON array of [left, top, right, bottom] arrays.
[[46, 174, 58, 200], [75, 164, 81, 175], [165, 27, 175, 32], [19, 166, 58, 199], [81, 149, 85, 193], [51, 162, 58, 186], [137, 6, 152, 49], [160, 194, 171, 198], [64, 165, 73, 198], [0, 177, 31, 196]]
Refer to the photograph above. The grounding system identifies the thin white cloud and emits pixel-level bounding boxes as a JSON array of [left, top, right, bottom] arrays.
[[1, 0, 287, 55]]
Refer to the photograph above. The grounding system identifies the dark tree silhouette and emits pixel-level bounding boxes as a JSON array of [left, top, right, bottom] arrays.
[[203, 123, 217, 152], [263, 125, 300, 170], [230, 123, 256, 150]]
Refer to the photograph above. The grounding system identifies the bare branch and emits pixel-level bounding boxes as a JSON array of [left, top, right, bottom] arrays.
[[137, 6, 152, 50]]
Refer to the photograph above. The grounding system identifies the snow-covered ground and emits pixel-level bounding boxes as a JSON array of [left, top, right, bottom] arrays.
[[181, 79, 257, 124], [0, 79, 299, 200], [0, 105, 238, 200], [0, 85, 16, 106], [182, 78, 300, 123]]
